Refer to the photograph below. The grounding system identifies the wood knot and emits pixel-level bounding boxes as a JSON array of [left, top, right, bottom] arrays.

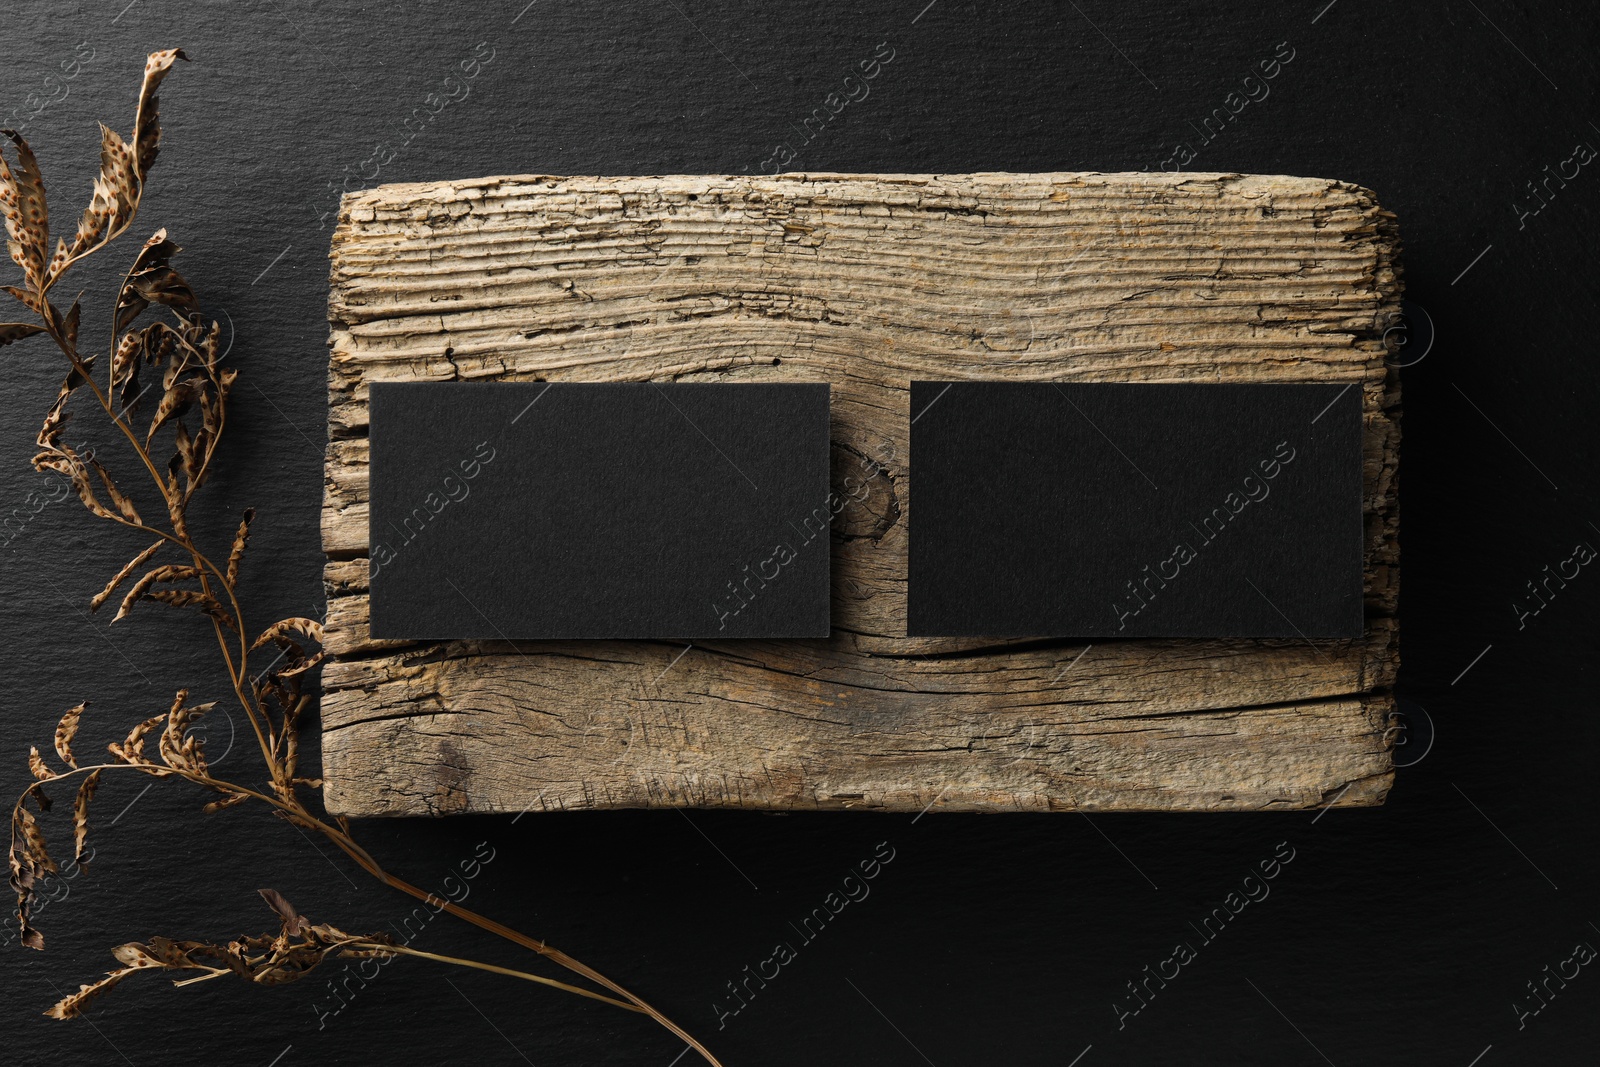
[[830, 441, 900, 541]]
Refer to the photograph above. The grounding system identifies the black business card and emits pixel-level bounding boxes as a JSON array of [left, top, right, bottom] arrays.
[[368, 382, 832, 639], [908, 382, 1364, 638]]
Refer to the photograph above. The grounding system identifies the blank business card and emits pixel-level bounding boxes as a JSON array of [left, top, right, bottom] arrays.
[[907, 382, 1364, 639], [368, 382, 831, 640]]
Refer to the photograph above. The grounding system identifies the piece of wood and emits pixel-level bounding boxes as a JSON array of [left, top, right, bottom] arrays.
[[321, 171, 1401, 817]]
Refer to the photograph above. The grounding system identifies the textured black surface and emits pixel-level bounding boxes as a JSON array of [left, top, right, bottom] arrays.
[[2, 2, 1597, 1065], [908, 383, 1364, 638], [368, 383, 832, 639]]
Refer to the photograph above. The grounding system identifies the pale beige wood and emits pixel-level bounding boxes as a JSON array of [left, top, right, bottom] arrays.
[[321, 171, 1402, 817]]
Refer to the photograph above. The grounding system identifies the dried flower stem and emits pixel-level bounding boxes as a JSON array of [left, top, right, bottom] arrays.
[[346, 944, 649, 1011], [167, 937, 644, 1012], [3, 50, 721, 1065]]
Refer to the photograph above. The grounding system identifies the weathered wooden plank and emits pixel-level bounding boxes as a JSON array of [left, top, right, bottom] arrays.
[[321, 171, 1402, 817]]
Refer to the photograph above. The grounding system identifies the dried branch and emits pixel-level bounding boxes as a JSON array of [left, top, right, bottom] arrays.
[[3, 49, 722, 1067], [48, 891, 644, 1019]]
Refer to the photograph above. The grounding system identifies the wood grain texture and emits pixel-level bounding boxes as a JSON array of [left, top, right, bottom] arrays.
[[321, 171, 1401, 817]]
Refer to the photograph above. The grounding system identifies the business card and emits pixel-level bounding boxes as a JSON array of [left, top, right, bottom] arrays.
[[368, 382, 832, 639], [908, 381, 1364, 638]]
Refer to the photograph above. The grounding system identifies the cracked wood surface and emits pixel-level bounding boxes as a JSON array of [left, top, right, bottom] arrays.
[[321, 171, 1401, 817]]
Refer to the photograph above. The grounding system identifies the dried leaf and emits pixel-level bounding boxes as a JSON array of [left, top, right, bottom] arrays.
[[258, 889, 310, 936], [278, 651, 326, 679], [0, 321, 44, 346], [66, 125, 135, 263], [112, 941, 176, 968], [283, 702, 301, 781], [148, 321, 179, 366], [72, 770, 101, 868], [62, 297, 80, 346], [108, 712, 166, 765], [145, 588, 228, 620], [157, 691, 215, 775], [88, 456, 141, 523], [16, 805, 57, 875], [0, 162, 19, 277], [68, 461, 119, 522], [117, 365, 143, 421], [202, 792, 248, 815], [174, 421, 196, 485], [0, 129, 48, 290], [194, 365, 236, 455], [110, 332, 141, 388], [126, 226, 175, 277], [225, 509, 254, 588], [27, 746, 54, 783], [155, 690, 189, 768], [181, 703, 216, 777], [26, 748, 52, 811], [90, 539, 163, 612], [128, 264, 197, 320], [113, 230, 177, 332], [254, 617, 325, 682], [35, 358, 93, 455], [132, 50, 189, 179], [163, 454, 183, 512], [54, 702, 85, 770], [10, 839, 44, 950], [145, 377, 197, 445], [44, 967, 141, 1020], [251, 618, 324, 653], [199, 383, 221, 439], [199, 317, 221, 369], [113, 563, 199, 622]]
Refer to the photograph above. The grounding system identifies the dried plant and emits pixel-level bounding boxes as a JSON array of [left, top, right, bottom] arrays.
[[4, 50, 720, 1065], [48, 888, 642, 1020]]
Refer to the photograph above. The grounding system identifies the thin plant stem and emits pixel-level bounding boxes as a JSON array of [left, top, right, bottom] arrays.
[[361, 944, 647, 1012]]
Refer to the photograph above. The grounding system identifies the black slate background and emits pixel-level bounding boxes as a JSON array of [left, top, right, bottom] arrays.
[[2, 2, 1596, 1065]]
